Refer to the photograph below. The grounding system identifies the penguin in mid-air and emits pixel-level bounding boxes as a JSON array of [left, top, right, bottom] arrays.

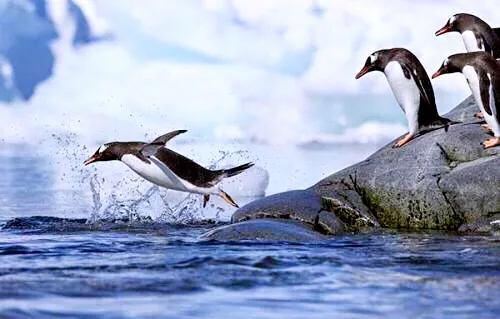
[[84, 130, 254, 207], [436, 13, 500, 120], [355, 48, 453, 148], [432, 52, 500, 149]]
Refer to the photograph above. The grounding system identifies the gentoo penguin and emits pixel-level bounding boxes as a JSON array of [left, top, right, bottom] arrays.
[[435, 13, 500, 58], [355, 48, 453, 147], [84, 130, 254, 207], [436, 13, 500, 120], [432, 52, 500, 149]]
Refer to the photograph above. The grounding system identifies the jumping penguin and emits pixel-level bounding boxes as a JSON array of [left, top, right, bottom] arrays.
[[84, 130, 254, 207]]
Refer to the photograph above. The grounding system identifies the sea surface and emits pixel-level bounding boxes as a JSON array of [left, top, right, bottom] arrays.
[[0, 142, 499, 319]]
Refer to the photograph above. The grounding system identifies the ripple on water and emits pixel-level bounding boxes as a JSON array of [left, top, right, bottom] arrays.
[[0, 218, 499, 318]]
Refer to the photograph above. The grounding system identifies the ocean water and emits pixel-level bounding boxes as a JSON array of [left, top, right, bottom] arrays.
[[0, 142, 499, 319]]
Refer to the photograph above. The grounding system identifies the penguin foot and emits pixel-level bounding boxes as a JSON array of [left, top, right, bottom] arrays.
[[481, 137, 500, 149], [392, 133, 414, 148], [203, 194, 210, 208], [481, 123, 492, 132], [475, 111, 484, 119], [219, 190, 239, 208]]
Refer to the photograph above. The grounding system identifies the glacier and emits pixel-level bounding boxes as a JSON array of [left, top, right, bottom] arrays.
[[0, 0, 110, 102], [0, 0, 498, 146]]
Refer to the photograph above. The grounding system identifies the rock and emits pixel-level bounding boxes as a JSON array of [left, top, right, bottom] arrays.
[[312, 96, 499, 230], [231, 190, 346, 235], [3, 216, 87, 230], [200, 219, 326, 241], [206, 96, 499, 240]]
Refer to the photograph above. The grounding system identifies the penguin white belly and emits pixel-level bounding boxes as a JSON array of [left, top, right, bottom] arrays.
[[462, 66, 500, 137], [462, 30, 482, 52], [121, 154, 190, 192], [384, 61, 420, 134]]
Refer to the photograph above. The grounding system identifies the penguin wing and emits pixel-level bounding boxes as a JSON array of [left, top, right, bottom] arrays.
[[489, 73, 500, 122], [150, 129, 187, 145], [138, 129, 188, 158], [475, 31, 494, 55], [478, 68, 493, 116], [401, 63, 432, 106], [139, 143, 164, 158]]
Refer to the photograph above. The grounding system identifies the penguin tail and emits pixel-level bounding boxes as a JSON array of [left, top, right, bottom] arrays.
[[419, 117, 460, 134], [439, 117, 461, 133], [218, 162, 255, 178]]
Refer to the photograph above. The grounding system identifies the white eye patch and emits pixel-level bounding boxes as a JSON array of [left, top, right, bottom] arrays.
[[449, 15, 457, 24], [444, 58, 449, 66], [98, 145, 109, 153], [369, 54, 378, 64]]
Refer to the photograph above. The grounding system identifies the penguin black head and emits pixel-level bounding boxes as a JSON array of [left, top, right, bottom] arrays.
[[433, 52, 499, 79], [432, 55, 461, 79], [84, 143, 123, 165], [355, 50, 391, 79], [432, 56, 463, 79], [435, 13, 489, 36]]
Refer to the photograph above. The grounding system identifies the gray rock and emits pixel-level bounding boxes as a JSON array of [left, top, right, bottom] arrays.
[[206, 96, 499, 240], [312, 96, 499, 230], [232, 190, 320, 224], [200, 219, 326, 241], [231, 190, 346, 235]]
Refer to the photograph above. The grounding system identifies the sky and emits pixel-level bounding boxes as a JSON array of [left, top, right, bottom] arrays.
[[1, 0, 499, 146]]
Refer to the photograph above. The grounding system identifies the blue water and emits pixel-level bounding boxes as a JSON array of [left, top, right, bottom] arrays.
[[0, 145, 499, 318]]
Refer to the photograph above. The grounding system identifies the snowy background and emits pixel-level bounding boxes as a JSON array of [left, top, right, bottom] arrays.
[[0, 0, 499, 219], [1, 0, 498, 146]]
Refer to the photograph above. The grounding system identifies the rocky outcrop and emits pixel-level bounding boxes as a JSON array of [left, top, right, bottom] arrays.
[[203, 96, 499, 240], [312, 96, 499, 231]]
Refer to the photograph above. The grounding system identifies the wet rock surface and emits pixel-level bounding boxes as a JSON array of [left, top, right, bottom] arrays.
[[200, 219, 326, 241]]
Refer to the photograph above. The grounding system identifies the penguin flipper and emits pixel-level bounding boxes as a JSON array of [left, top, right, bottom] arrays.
[[489, 73, 500, 123], [402, 63, 432, 106], [477, 68, 493, 116], [138, 130, 187, 158], [139, 143, 164, 158], [151, 129, 187, 145], [136, 152, 152, 164]]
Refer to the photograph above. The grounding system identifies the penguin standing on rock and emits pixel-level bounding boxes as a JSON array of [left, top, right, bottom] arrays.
[[432, 52, 500, 149], [355, 48, 453, 148], [435, 13, 500, 58], [84, 130, 254, 208], [435, 13, 500, 120]]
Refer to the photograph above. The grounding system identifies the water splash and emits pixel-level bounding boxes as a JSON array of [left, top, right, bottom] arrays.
[[84, 147, 264, 225]]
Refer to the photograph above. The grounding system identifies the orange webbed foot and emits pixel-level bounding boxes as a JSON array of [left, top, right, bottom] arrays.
[[481, 123, 492, 133], [392, 133, 414, 148], [481, 137, 500, 149]]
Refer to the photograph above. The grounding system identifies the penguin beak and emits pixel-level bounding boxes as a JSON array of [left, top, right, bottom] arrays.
[[355, 65, 373, 79], [435, 24, 451, 36], [432, 67, 446, 79], [84, 153, 100, 165]]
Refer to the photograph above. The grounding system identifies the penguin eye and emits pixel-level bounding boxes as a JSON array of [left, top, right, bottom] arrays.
[[449, 16, 456, 25]]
